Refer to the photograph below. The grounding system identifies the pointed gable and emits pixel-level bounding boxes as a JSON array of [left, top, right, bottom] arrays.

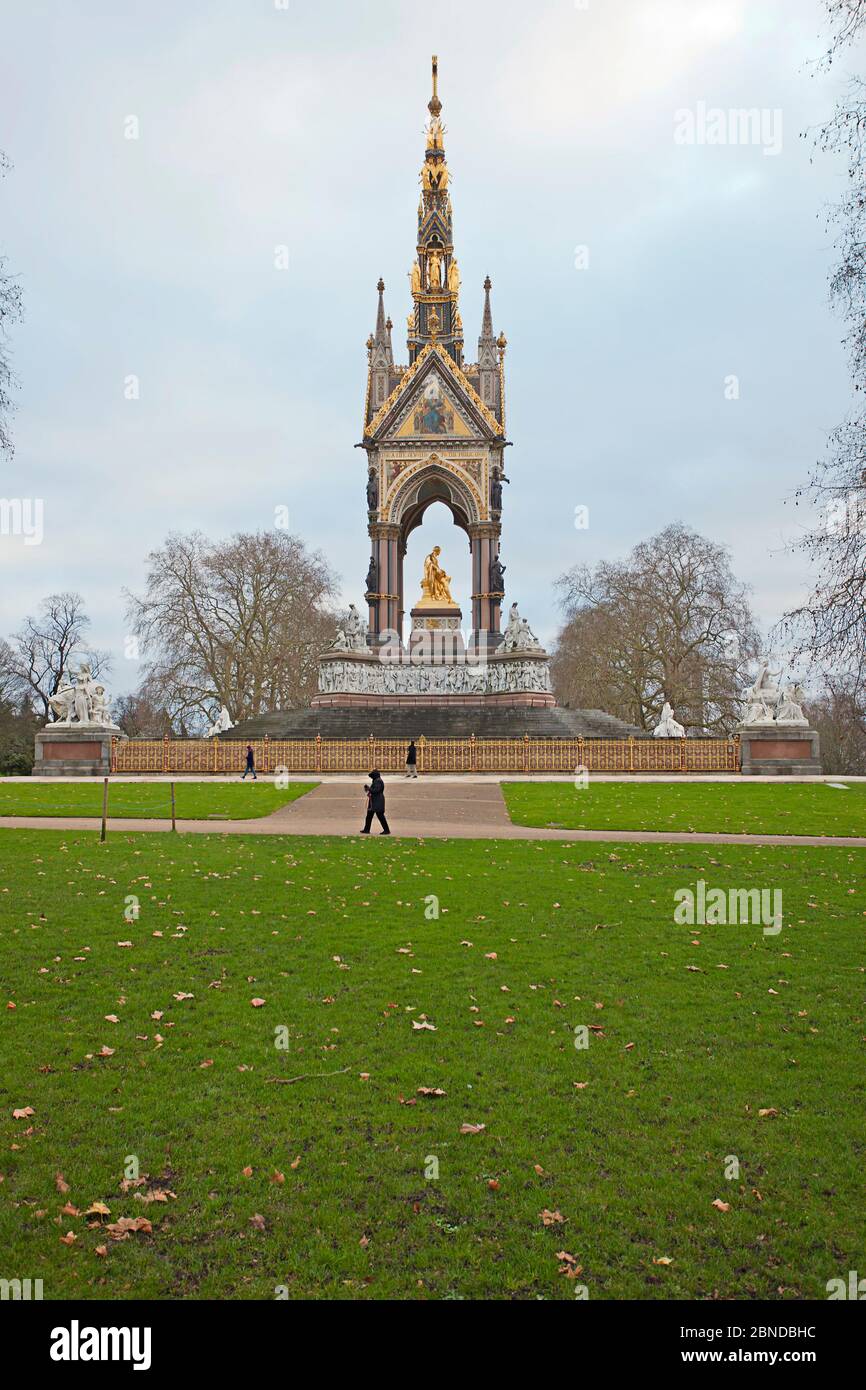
[[364, 343, 503, 443]]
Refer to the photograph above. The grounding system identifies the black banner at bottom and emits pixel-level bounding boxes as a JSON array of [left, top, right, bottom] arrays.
[[2, 1296, 860, 1375]]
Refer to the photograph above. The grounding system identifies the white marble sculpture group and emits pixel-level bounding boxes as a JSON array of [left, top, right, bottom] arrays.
[[501, 602, 542, 652], [204, 705, 234, 738], [649, 661, 808, 737], [653, 702, 685, 738], [320, 598, 550, 697], [47, 662, 119, 729], [740, 661, 808, 727], [330, 603, 368, 653]]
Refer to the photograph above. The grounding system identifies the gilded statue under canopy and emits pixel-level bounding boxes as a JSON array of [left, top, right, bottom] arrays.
[[427, 251, 442, 289], [426, 117, 444, 151], [418, 546, 457, 607]]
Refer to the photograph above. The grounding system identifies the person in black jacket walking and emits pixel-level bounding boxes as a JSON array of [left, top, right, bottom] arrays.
[[360, 769, 390, 835], [405, 740, 418, 778], [241, 744, 257, 780]]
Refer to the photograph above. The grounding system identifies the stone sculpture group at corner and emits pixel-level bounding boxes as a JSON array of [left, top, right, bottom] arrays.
[[650, 659, 809, 739], [47, 662, 118, 730], [740, 661, 808, 727]]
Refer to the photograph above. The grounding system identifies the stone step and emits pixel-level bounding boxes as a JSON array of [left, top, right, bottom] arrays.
[[224, 705, 645, 741]]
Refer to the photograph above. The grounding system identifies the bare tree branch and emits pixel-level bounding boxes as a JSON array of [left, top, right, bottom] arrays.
[[553, 523, 759, 733], [124, 529, 339, 731], [9, 593, 107, 719], [0, 151, 23, 459], [779, 6, 866, 729]]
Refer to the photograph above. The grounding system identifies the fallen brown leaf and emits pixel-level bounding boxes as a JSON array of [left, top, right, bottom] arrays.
[[541, 1208, 565, 1226], [106, 1217, 152, 1239]]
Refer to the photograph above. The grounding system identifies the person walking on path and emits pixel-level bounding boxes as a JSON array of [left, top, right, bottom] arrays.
[[405, 740, 418, 778], [241, 744, 257, 780], [361, 769, 390, 834]]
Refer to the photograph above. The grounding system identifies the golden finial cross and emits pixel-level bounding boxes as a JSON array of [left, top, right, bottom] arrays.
[[429, 55, 442, 117]]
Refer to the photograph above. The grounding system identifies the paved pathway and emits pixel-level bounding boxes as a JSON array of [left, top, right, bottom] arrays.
[[1, 781, 865, 846]]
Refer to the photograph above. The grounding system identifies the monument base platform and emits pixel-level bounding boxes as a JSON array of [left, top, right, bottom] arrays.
[[225, 703, 642, 741], [736, 724, 822, 776], [34, 726, 127, 777]]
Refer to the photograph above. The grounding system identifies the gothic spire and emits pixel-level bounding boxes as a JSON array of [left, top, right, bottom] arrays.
[[408, 56, 461, 366], [367, 277, 394, 414], [373, 278, 393, 367], [374, 278, 387, 343], [480, 275, 494, 341], [478, 275, 499, 413]]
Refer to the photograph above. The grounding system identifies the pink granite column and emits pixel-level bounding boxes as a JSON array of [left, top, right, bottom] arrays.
[[470, 532, 482, 635]]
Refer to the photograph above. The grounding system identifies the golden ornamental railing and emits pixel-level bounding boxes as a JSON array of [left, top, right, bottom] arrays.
[[111, 734, 740, 775]]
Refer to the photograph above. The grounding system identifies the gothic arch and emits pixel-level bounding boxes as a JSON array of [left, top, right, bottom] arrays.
[[386, 456, 482, 537], [369, 456, 499, 642]]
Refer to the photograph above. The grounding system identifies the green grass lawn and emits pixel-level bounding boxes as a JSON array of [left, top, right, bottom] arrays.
[[0, 781, 316, 821], [0, 828, 863, 1300], [502, 780, 866, 838]]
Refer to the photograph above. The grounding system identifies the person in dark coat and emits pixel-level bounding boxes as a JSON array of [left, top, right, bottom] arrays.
[[405, 740, 418, 778], [241, 744, 257, 780], [361, 769, 390, 834]]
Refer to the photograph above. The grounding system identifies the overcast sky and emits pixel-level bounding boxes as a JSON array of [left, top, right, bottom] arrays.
[[0, 0, 859, 691]]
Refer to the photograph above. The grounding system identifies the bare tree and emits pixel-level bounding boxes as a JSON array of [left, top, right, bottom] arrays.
[[0, 639, 38, 774], [554, 523, 760, 732], [821, 1, 866, 61], [112, 691, 173, 739], [10, 592, 108, 719], [0, 152, 23, 458], [125, 529, 338, 730], [780, 3, 866, 699], [0, 636, 25, 705], [806, 675, 866, 773], [552, 599, 656, 727]]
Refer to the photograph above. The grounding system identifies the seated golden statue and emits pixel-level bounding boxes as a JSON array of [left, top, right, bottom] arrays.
[[418, 546, 457, 607]]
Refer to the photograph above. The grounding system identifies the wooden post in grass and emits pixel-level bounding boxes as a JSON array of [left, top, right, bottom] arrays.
[[100, 777, 109, 843], [170, 781, 177, 832]]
